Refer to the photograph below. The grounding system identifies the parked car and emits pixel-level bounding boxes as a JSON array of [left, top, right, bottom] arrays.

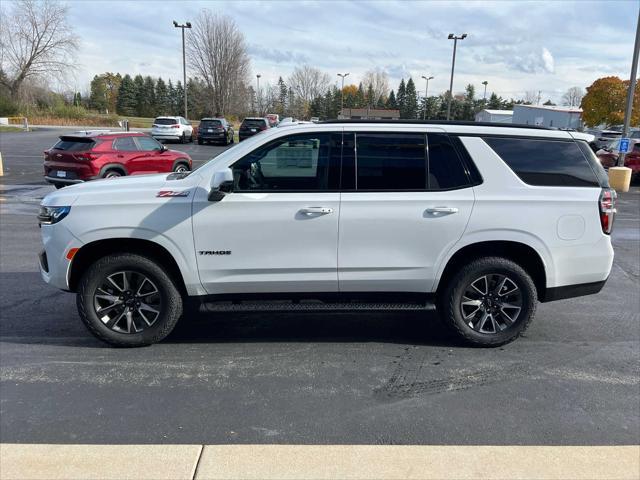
[[151, 116, 194, 143], [596, 138, 640, 182], [39, 121, 615, 347], [239, 117, 269, 141], [197, 118, 234, 145], [43, 131, 192, 189], [585, 128, 623, 150]]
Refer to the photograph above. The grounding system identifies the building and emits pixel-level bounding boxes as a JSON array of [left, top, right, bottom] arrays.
[[338, 108, 400, 120], [474, 109, 514, 124], [512, 104, 583, 129]]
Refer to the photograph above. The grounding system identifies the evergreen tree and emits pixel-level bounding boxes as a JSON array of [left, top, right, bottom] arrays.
[[386, 90, 397, 109], [116, 74, 137, 116], [73, 92, 82, 107], [155, 77, 169, 115], [461, 84, 476, 121], [366, 83, 374, 108], [277, 76, 287, 115], [89, 75, 108, 112], [404, 78, 418, 119], [355, 82, 365, 108], [139, 76, 156, 117], [396, 79, 406, 117], [487, 92, 503, 110], [174, 81, 184, 116], [132, 75, 145, 116], [167, 80, 175, 114]]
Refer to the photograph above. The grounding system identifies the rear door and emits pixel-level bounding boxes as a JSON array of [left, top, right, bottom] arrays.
[[338, 130, 475, 293], [192, 131, 342, 294]]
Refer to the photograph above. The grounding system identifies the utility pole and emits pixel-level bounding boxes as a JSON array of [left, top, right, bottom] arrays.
[[421, 75, 433, 120], [337, 73, 350, 118], [173, 21, 191, 119], [446, 33, 467, 120], [482, 81, 488, 102], [256, 74, 261, 115], [618, 7, 640, 167]]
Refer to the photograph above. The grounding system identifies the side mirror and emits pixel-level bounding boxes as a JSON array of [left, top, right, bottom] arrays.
[[209, 168, 234, 201], [159, 144, 167, 152]]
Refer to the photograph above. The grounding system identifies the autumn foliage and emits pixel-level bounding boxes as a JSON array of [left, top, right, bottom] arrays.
[[581, 76, 640, 127]]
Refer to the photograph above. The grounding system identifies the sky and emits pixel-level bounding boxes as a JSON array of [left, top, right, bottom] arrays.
[[55, 0, 640, 103]]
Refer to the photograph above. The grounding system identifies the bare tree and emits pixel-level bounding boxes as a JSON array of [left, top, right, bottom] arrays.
[[362, 68, 389, 106], [0, 0, 78, 98], [186, 10, 250, 115], [288, 65, 330, 109], [562, 86, 584, 107], [523, 90, 538, 105]]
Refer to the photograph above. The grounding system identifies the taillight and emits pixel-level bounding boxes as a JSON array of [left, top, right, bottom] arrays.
[[43, 150, 49, 160], [74, 152, 101, 161], [599, 188, 616, 234], [260, 125, 267, 131], [171, 124, 180, 129]]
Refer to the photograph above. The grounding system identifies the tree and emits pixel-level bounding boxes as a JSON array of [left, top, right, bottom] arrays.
[[355, 82, 366, 108], [89, 75, 108, 112], [581, 76, 637, 127], [396, 79, 406, 116], [404, 78, 418, 119], [523, 90, 538, 105], [186, 10, 250, 115], [362, 68, 389, 108], [543, 99, 556, 106], [173, 81, 184, 115], [386, 90, 397, 109], [561, 86, 584, 107], [155, 78, 169, 115], [288, 64, 331, 116], [116, 74, 137, 116], [487, 92, 504, 110], [461, 84, 476, 121], [89, 72, 121, 113], [342, 84, 358, 109], [277, 77, 288, 115], [0, 0, 78, 97]]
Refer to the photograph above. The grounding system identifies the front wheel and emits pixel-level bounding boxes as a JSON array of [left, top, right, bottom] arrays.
[[103, 169, 123, 179], [439, 257, 537, 347], [76, 253, 183, 347]]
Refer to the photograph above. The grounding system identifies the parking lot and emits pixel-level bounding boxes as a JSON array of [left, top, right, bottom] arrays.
[[0, 128, 638, 446]]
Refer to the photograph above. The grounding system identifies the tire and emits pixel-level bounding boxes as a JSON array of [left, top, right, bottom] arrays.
[[180, 133, 186, 144], [76, 253, 183, 347], [103, 169, 123, 179], [438, 256, 537, 347], [173, 161, 190, 173], [189, 133, 193, 143], [54, 184, 65, 189], [197, 138, 203, 145]]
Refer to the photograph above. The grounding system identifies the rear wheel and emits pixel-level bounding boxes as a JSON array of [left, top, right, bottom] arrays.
[[76, 253, 183, 347], [180, 133, 187, 144], [439, 256, 537, 347], [103, 169, 123, 179]]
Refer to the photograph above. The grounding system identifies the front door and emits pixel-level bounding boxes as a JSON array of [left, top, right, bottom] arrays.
[[134, 136, 167, 173], [192, 131, 342, 294], [338, 131, 475, 292]]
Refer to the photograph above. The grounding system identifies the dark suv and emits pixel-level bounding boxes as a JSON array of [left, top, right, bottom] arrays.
[[43, 131, 192, 189], [197, 118, 234, 145], [239, 117, 269, 141]]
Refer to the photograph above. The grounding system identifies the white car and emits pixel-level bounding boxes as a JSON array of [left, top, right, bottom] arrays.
[[38, 121, 615, 347], [151, 116, 194, 143]]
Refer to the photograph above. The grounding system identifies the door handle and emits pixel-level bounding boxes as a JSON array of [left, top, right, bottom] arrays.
[[300, 207, 333, 215], [426, 207, 459, 214]]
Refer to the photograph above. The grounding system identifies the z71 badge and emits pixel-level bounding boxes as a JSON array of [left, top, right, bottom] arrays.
[[156, 190, 190, 197]]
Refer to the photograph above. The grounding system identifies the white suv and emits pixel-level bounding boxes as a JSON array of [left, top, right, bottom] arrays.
[[38, 121, 615, 347], [151, 116, 194, 143]]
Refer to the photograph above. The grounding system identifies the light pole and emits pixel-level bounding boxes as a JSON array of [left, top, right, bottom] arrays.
[[446, 33, 467, 120], [337, 73, 350, 118], [421, 75, 433, 120], [256, 74, 261, 115], [173, 21, 191, 119], [482, 81, 488, 102]]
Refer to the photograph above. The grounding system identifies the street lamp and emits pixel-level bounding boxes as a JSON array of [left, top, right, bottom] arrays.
[[482, 81, 488, 102], [173, 20, 192, 119], [256, 74, 261, 115], [446, 33, 467, 121], [421, 75, 434, 120], [337, 73, 350, 118]]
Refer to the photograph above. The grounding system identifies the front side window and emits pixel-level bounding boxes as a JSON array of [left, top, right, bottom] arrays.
[[113, 137, 138, 151], [484, 137, 600, 187], [231, 133, 340, 191], [136, 136, 162, 151]]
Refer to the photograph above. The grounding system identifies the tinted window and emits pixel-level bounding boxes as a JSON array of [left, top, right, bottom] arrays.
[[232, 133, 340, 191], [136, 136, 161, 151], [201, 120, 222, 128], [427, 133, 470, 189], [484, 137, 600, 187], [576, 140, 609, 187], [356, 133, 426, 190], [242, 119, 266, 128], [154, 118, 177, 125], [113, 137, 138, 151], [52, 138, 95, 151]]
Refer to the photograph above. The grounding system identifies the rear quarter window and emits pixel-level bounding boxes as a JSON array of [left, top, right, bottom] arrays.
[[483, 137, 600, 187], [52, 138, 95, 151]]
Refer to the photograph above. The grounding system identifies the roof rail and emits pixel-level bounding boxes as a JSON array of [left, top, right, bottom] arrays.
[[319, 119, 550, 130]]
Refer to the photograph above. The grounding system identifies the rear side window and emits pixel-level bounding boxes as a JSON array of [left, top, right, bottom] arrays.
[[428, 133, 471, 190], [113, 137, 138, 151], [154, 118, 177, 125], [483, 137, 600, 187], [52, 138, 95, 151], [356, 133, 426, 190]]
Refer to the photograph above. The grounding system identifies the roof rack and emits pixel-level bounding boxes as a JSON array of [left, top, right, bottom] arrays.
[[319, 119, 550, 130]]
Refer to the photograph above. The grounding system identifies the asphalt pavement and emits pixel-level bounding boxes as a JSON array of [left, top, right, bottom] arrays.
[[0, 128, 638, 446]]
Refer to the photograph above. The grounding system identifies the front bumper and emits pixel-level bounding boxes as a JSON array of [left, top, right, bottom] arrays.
[[39, 223, 81, 291]]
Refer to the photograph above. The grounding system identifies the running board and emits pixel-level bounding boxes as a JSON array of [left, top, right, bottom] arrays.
[[199, 300, 436, 313]]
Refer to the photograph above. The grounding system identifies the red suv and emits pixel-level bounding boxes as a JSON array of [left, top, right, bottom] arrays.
[[43, 131, 192, 189]]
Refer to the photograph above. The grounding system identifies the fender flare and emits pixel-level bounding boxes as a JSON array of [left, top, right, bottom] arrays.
[[98, 163, 128, 178]]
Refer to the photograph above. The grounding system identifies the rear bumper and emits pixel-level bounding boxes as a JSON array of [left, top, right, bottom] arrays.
[[152, 134, 182, 140], [541, 279, 608, 302], [44, 176, 84, 185]]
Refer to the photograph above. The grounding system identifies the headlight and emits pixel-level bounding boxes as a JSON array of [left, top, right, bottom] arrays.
[[38, 206, 71, 225]]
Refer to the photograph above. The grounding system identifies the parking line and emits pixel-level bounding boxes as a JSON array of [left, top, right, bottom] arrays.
[[1, 444, 638, 480]]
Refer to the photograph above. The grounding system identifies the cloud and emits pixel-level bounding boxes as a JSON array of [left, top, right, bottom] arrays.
[[475, 46, 556, 74], [247, 45, 309, 65]]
